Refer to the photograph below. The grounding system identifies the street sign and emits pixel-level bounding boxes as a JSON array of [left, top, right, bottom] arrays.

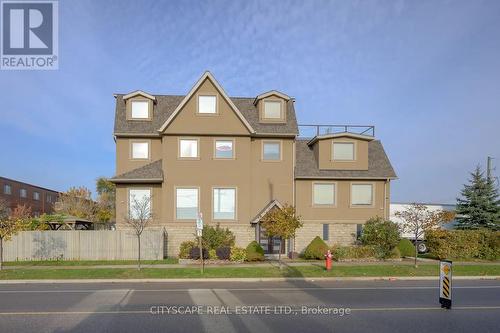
[[196, 213, 203, 230], [439, 260, 452, 309]]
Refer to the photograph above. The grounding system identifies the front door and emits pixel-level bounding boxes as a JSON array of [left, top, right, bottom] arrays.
[[258, 224, 285, 255]]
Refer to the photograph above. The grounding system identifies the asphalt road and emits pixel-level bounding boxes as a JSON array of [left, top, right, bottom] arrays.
[[0, 279, 498, 333]]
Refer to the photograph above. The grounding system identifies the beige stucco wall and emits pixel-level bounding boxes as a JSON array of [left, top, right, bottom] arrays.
[[163, 78, 250, 135], [115, 138, 162, 175], [317, 137, 369, 170], [295, 179, 389, 221], [294, 223, 358, 252]]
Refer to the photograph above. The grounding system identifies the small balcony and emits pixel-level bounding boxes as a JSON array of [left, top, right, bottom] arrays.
[[298, 124, 375, 138]]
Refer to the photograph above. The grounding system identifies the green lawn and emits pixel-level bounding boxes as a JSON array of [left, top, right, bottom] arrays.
[[3, 258, 178, 266], [0, 264, 498, 280]]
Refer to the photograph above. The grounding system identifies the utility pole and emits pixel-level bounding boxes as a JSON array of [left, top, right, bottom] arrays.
[[487, 156, 493, 181]]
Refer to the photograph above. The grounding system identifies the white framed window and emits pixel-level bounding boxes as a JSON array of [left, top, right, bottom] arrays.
[[333, 142, 355, 161], [262, 141, 281, 161], [213, 188, 236, 220], [198, 95, 217, 114], [179, 139, 199, 158], [263, 101, 282, 119], [215, 140, 234, 159], [176, 188, 199, 220], [128, 189, 151, 219], [20, 188, 27, 198], [131, 142, 149, 159], [33, 191, 40, 201], [131, 100, 149, 119], [313, 183, 336, 205], [351, 184, 373, 206], [3, 184, 11, 195]]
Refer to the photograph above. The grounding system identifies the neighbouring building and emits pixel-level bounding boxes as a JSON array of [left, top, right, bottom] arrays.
[[0, 176, 59, 217], [110, 72, 396, 256]]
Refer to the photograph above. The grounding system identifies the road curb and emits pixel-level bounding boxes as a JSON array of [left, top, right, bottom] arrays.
[[0, 276, 498, 284]]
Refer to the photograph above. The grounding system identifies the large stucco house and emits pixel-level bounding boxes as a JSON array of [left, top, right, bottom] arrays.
[[110, 72, 396, 257]]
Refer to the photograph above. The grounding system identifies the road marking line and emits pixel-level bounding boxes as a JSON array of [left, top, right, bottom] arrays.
[[0, 306, 499, 316], [1, 286, 499, 293]]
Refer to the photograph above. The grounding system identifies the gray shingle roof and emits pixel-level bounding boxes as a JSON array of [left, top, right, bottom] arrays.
[[295, 140, 397, 179], [110, 160, 163, 183], [113, 95, 298, 135]]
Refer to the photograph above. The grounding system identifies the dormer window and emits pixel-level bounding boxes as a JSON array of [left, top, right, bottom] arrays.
[[263, 100, 282, 120], [332, 142, 355, 161], [131, 100, 149, 119], [198, 95, 217, 114]]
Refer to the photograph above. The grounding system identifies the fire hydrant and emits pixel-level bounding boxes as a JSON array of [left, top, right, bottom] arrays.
[[325, 250, 332, 270]]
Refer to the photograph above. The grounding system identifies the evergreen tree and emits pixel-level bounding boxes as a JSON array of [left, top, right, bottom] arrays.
[[456, 166, 500, 230]]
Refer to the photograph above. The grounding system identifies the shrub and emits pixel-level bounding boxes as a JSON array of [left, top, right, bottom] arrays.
[[331, 245, 377, 261], [179, 241, 196, 259], [245, 241, 265, 261], [190, 247, 209, 260], [208, 248, 217, 260], [201, 224, 235, 250], [216, 246, 231, 260], [303, 236, 329, 260], [426, 229, 500, 260], [397, 239, 415, 257], [230, 247, 247, 262], [361, 217, 400, 259], [288, 251, 299, 259]]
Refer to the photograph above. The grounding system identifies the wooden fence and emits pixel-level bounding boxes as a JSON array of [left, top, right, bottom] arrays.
[[3, 230, 165, 261]]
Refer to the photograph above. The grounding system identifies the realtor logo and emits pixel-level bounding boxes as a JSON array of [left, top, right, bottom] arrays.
[[1, 0, 58, 70]]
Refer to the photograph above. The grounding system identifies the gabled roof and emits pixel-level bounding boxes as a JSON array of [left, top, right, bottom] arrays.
[[253, 90, 291, 105], [250, 199, 284, 224], [113, 96, 299, 136], [158, 72, 255, 134], [122, 90, 156, 102], [295, 140, 397, 179], [307, 133, 375, 146], [110, 160, 163, 183]]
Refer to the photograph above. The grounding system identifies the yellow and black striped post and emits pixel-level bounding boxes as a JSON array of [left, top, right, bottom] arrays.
[[439, 260, 452, 309]]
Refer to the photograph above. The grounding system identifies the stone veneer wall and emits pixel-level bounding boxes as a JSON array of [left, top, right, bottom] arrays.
[[294, 223, 358, 253]]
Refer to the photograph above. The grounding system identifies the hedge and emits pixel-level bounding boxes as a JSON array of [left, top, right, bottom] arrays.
[[246, 241, 265, 261], [397, 239, 415, 257], [331, 245, 377, 261], [426, 229, 500, 260]]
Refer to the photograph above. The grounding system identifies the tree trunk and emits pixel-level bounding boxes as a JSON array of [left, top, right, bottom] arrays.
[[137, 234, 141, 271], [0, 237, 3, 271], [278, 249, 282, 270]]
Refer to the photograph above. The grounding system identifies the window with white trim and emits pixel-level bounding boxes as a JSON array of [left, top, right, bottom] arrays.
[[131, 142, 149, 159], [176, 188, 198, 219], [215, 140, 234, 159], [313, 183, 335, 205], [20, 188, 27, 198], [198, 95, 217, 114], [3, 184, 11, 195], [263, 101, 282, 119], [333, 142, 354, 161], [33, 191, 40, 201], [131, 100, 149, 119], [128, 189, 151, 219], [213, 188, 236, 220], [179, 139, 199, 158], [351, 184, 373, 206], [263, 142, 281, 160]]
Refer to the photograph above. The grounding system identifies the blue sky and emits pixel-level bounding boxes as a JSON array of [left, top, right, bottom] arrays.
[[0, 0, 499, 203]]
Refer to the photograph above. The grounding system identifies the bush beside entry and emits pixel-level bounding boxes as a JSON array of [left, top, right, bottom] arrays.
[[397, 239, 415, 257], [303, 236, 329, 260], [246, 241, 265, 261]]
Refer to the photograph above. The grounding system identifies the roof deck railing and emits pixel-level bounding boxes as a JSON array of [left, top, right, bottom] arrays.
[[298, 124, 375, 138]]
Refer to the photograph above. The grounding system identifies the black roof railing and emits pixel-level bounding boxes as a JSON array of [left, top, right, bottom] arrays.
[[298, 124, 375, 138]]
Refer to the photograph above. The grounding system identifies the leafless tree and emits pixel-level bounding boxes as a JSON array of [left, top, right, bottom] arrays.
[[396, 203, 455, 267], [124, 195, 153, 270]]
